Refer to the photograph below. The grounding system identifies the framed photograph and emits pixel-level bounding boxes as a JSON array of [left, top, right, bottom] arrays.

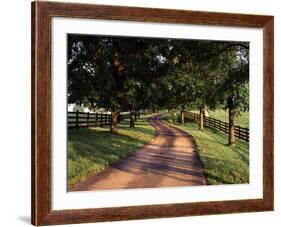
[[31, 1, 274, 226]]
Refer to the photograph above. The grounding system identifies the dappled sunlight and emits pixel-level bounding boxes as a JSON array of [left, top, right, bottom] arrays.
[[163, 117, 249, 185], [70, 116, 207, 191], [67, 34, 250, 189]]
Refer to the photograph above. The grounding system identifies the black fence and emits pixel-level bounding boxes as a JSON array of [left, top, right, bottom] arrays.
[[68, 111, 127, 129], [184, 111, 249, 142]]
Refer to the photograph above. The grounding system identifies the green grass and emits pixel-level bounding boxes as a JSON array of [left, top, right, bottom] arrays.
[[67, 114, 155, 188], [162, 113, 249, 185], [192, 109, 249, 128]]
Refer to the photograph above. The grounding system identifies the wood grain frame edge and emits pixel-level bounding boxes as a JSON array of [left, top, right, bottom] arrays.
[[31, 1, 274, 225]]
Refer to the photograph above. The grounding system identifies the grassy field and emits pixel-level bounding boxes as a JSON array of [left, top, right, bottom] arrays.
[[162, 113, 249, 185], [67, 114, 155, 188], [192, 109, 249, 128]]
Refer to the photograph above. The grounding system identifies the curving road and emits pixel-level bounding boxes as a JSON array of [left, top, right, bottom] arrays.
[[70, 115, 207, 191]]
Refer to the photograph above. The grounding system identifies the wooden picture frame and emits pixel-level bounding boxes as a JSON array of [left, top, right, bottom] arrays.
[[31, 1, 274, 225]]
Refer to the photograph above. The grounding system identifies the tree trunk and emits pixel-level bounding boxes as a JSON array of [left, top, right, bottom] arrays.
[[228, 98, 236, 145], [134, 110, 137, 122], [110, 110, 118, 133], [117, 112, 121, 123], [130, 111, 135, 128], [138, 110, 141, 119], [199, 107, 204, 130], [181, 110, 185, 124]]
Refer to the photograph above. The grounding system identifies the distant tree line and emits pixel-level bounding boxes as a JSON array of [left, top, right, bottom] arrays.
[[67, 34, 249, 145]]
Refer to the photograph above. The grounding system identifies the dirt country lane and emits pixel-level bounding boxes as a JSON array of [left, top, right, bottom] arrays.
[[70, 115, 207, 191]]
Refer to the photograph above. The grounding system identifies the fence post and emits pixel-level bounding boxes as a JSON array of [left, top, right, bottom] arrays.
[[87, 112, 90, 128], [76, 111, 79, 130], [238, 126, 241, 139], [101, 113, 103, 127], [95, 113, 99, 127]]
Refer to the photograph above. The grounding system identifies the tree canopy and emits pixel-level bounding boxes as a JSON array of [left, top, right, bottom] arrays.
[[67, 34, 249, 142]]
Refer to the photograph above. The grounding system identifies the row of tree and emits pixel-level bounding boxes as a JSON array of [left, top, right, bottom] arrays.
[[67, 34, 249, 145]]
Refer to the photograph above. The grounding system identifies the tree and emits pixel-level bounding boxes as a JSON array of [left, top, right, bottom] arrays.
[[215, 45, 249, 145], [68, 34, 249, 142], [181, 41, 249, 134], [68, 36, 121, 132], [168, 41, 221, 129], [68, 35, 170, 131]]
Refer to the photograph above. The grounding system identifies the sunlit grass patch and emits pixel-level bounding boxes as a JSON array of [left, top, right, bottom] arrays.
[[67, 114, 155, 188]]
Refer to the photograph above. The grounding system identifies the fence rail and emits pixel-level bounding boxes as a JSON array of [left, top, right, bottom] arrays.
[[184, 111, 249, 142], [68, 111, 127, 129]]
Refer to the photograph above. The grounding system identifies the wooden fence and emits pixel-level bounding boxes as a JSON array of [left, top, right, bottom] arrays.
[[184, 111, 249, 142], [68, 111, 127, 129]]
